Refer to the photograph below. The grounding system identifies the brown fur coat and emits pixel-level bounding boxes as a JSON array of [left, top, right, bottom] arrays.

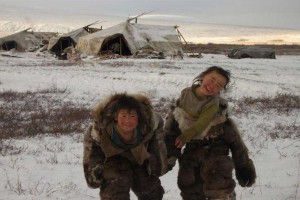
[[83, 93, 168, 188]]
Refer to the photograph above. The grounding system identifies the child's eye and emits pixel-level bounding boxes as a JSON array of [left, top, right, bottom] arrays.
[[210, 78, 223, 90]]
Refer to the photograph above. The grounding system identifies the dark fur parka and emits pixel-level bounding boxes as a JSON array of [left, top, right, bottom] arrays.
[[83, 93, 168, 189], [164, 105, 256, 199]]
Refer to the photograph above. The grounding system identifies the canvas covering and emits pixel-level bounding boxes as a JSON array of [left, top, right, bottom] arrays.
[[47, 26, 100, 54], [75, 22, 183, 56], [0, 29, 56, 52]]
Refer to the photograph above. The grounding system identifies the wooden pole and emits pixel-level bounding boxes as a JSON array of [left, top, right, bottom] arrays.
[[119, 37, 122, 56], [175, 26, 188, 56], [176, 26, 188, 45]]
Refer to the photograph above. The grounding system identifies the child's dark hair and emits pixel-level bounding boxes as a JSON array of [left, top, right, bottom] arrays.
[[193, 66, 231, 89], [102, 93, 146, 126], [113, 95, 142, 115]]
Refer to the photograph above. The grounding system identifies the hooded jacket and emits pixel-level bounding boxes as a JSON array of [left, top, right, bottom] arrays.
[[83, 93, 168, 188], [164, 97, 256, 187]]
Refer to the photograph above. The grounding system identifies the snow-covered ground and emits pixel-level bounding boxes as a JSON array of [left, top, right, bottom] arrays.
[[0, 52, 299, 200]]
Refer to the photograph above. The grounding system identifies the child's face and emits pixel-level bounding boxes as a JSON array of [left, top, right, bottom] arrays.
[[115, 109, 139, 134], [199, 71, 227, 96]]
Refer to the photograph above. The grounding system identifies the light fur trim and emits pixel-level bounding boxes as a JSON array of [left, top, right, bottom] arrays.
[[173, 107, 228, 140], [91, 125, 101, 143], [173, 107, 196, 131]]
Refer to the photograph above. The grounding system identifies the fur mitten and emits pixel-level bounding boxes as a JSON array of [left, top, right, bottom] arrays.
[[235, 159, 256, 187], [84, 163, 103, 188]]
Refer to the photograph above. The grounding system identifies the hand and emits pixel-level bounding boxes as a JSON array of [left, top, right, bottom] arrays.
[[175, 136, 185, 148], [235, 159, 256, 187]]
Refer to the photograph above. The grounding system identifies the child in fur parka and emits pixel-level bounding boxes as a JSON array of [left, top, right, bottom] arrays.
[[83, 93, 168, 200], [164, 66, 256, 200]]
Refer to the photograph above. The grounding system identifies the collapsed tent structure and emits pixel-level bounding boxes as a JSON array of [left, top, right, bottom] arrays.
[[75, 21, 183, 57], [0, 28, 56, 52], [228, 46, 276, 59], [47, 22, 101, 57]]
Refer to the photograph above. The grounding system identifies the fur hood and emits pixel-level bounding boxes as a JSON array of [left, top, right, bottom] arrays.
[[93, 93, 153, 130], [90, 93, 160, 165]]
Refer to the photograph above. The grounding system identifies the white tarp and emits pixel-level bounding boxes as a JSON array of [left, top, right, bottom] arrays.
[[0, 29, 56, 52], [76, 22, 183, 56]]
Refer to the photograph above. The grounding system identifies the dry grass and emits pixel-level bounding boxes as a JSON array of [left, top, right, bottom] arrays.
[[0, 89, 91, 140], [230, 93, 300, 113], [229, 93, 300, 139]]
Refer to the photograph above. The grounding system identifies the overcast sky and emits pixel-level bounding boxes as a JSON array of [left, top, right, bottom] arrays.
[[1, 0, 300, 29]]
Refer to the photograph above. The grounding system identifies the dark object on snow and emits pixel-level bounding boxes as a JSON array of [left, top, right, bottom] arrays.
[[228, 46, 276, 59]]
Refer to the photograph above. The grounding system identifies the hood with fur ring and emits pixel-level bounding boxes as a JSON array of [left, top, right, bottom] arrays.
[[90, 93, 160, 165]]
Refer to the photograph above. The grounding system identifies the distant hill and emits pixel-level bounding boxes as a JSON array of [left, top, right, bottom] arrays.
[[184, 43, 300, 55]]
